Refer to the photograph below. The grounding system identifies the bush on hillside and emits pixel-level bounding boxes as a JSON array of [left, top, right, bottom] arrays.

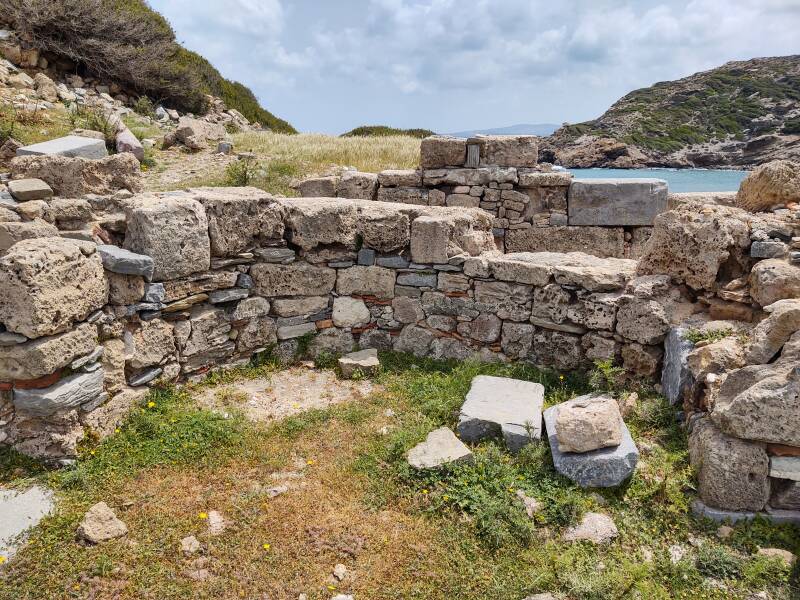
[[2, 0, 296, 133], [343, 125, 435, 138]]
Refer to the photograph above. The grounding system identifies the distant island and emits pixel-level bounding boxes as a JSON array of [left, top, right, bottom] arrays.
[[447, 123, 559, 138], [543, 55, 800, 169]]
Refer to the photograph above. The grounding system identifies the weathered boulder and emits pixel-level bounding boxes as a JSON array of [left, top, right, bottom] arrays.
[[456, 375, 544, 451], [477, 135, 538, 167], [687, 336, 745, 380], [337, 171, 378, 200], [688, 418, 770, 511], [356, 203, 411, 252], [554, 395, 623, 453], [0, 219, 59, 254], [736, 160, 800, 212], [191, 187, 284, 256], [252, 262, 336, 297], [270, 296, 327, 318], [10, 153, 142, 197], [544, 398, 639, 487], [505, 226, 626, 258], [13, 369, 105, 417], [282, 198, 357, 250], [420, 136, 467, 169], [7, 178, 52, 201], [124, 195, 211, 281], [338, 348, 380, 378], [562, 512, 618, 544], [33, 72, 58, 102], [236, 316, 277, 352], [407, 427, 473, 469], [0, 323, 97, 381], [306, 328, 354, 359], [77, 502, 128, 544], [638, 204, 751, 290], [745, 299, 800, 364], [170, 117, 226, 151], [0, 238, 108, 338], [393, 325, 435, 356], [295, 176, 337, 197], [749, 259, 800, 307], [115, 127, 144, 162]]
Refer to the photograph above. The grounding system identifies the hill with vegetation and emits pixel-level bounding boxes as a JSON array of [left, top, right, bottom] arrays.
[[1, 0, 295, 133], [342, 125, 435, 138], [545, 55, 800, 168]]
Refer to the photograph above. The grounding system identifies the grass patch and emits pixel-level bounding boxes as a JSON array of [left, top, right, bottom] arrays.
[[342, 125, 435, 138], [684, 327, 733, 345]]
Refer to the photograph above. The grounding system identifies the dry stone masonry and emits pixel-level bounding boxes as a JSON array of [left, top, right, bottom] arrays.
[[298, 135, 669, 259]]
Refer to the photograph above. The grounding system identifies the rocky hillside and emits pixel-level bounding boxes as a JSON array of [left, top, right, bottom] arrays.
[[543, 55, 800, 169]]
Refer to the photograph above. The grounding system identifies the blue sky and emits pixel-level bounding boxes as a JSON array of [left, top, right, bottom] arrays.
[[148, 0, 800, 134]]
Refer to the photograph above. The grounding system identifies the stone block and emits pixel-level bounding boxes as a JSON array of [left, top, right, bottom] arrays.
[[283, 198, 358, 250], [356, 203, 411, 252], [770, 456, 800, 481], [568, 179, 668, 226], [127, 319, 175, 370], [332, 297, 370, 327], [457, 375, 544, 451], [124, 196, 211, 281], [338, 348, 380, 378], [237, 316, 277, 352], [337, 171, 378, 200], [420, 136, 467, 169], [107, 273, 145, 305], [0, 238, 108, 338], [270, 296, 328, 318], [336, 266, 396, 299], [277, 322, 316, 340], [7, 178, 53, 201], [750, 259, 800, 307], [251, 262, 336, 297], [0, 323, 97, 381], [505, 227, 625, 258], [544, 399, 639, 488], [296, 176, 337, 197], [411, 216, 449, 264], [377, 187, 428, 205], [13, 369, 105, 417], [407, 427, 473, 469], [377, 169, 422, 187], [97, 245, 155, 279], [476, 135, 538, 167], [0, 219, 59, 254], [16, 135, 108, 160], [554, 395, 623, 453], [517, 171, 572, 187]]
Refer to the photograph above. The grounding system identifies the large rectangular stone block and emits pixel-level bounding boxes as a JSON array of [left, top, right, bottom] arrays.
[[420, 136, 467, 169], [411, 216, 449, 264], [505, 226, 625, 258], [251, 262, 336, 297], [475, 135, 538, 167], [568, 179, 668, 226], [16, 135, 108, 160]]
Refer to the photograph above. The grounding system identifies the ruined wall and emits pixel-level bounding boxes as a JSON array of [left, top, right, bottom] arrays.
[[0, 189, 674, 461], [297, 135, 668, 259]]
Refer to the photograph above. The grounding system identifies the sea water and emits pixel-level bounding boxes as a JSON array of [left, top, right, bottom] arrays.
[[567, 168, 748, 193]]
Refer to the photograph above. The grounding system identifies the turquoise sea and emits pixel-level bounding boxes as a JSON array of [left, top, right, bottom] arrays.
[[567, 168, 748, 193]]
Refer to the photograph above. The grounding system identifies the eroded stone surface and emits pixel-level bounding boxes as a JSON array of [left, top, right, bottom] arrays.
[[554, 395, 623, 454], [407, 427, 473, 469]]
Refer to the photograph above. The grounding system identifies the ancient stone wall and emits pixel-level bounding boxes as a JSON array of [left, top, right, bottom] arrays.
[[1, 189, 673, 461], [297, 135, 669, 259]]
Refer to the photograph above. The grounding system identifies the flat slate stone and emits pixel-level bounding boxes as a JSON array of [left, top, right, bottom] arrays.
[[17, 135, 108, 160], [568, 179, 668, 226], [692, 500, 800, 526], [7, 178, 53, 201], [13, 369, 105, 417], [407, 427, 473, 469], [209, 288, 250, 304], [457, 375, 544, 451], [543, 399, 639, 488], [0, 485, 54, 562], [661, 325, 695, 406], [97, 244, 155, 280], [770, 457, 800, 481]]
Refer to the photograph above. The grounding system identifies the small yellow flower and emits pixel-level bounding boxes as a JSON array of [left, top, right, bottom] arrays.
[[443, 495, 450, 501], [327, 585, 336, 591], [262, 543, 271, 550], [508, 487, 515, 493], [292, 402, 300, 408], [559, 375, 565, 381], [0, 556, 6, 565], [306, 459, 315, 466], [90, 450, 96, 456], [147, 401, 156, 408], [198, 512, 208, 520], [115, 428, 121, 434], [421, 489, 429, 495]]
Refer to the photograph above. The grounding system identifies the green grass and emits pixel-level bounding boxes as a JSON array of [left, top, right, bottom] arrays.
[[684, 328, 734, 345], [1, 354, 797, 600]]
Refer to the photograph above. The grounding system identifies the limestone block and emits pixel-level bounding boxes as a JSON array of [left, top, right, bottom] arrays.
[[517, 171, 572, 188], [271, 297, 328, 318], [615, 296, 670, 345], [392, 297, 425, 324], [101, 338, 126, 394], [568, 179, 668, 226], [552, 254, 637, 292], [407, 427, 473, 469], [13, 369, 105, 417], [410, 216, 449, 264], [746, 300, 800, 364], [237, 316, 277, 352], [0, 237, 108, 338], [16, 135, 108, 160], [377, 169, 422, 187], [531, 329, 585, 371], [0, 219, 59, 253], [124, 196, 211, 281], [107, 273, 145, 305], [336, 266, 395, 298], [544, 399, 639, 488], [251, 262, 336, 298], [637, 204, 751, 291], [532, 284, 571, 324], [457, 375, 544, 451], [332, 297, 370, 328], [7, 178, 52, 201], [283, 198, 358, 250], [420, 136, 467, 169], [296, 176, 337, 197], [97, 245, 154, 279], [476, 135, 538, 167], [357, 203, 411, 252], [501, 322, 534, 359], [554, 395, 623, 453], [621, 343, 663, 378], [307, 328, 354, 358], [192, 187, 284, 256], [567, 292, 619, 331], [750, 260, 800, 307], [771, 480, 800, 510], [180, 306, 234, 373], [393, 325, 435, 356], [376, 187, 428, 205], [0, 323, 97, 381], [688, 418, 770, 512], [423, 168, 490, 187], [338, 348, 380, 378], [465, 314, 502, 343], [505, 226, 625, 258], [162, 271, 238, 302], [337, 171, 378, 200], [172, 117, 225, 150], [76, 502, 128, 544], [127, 320, 176, 370]]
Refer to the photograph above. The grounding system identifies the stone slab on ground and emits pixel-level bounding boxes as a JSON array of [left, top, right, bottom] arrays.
[[407, 426, 473, 469], [7, 178, 53, 201], [17, 135, 108, 160], [338, 348, 380, 379], [543, 402, 639, 488], [456, 375, 544, 451], [568, 179, 668, 226], [692, 500, 800, 525], [0, 485, 54, 561]]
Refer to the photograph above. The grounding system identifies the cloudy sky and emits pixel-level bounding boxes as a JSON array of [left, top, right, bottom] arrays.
[[148, 0, 800, 134]]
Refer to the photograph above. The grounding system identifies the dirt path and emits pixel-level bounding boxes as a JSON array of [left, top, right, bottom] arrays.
[[143, 146, 236, 191]]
